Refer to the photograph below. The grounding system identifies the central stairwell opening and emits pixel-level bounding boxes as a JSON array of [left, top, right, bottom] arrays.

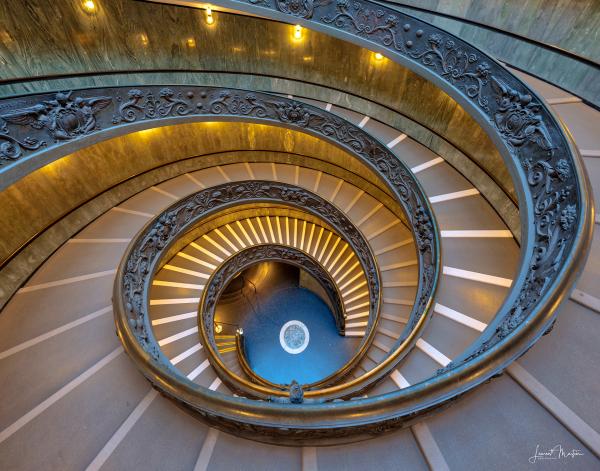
[[216, 261, 357, 384]]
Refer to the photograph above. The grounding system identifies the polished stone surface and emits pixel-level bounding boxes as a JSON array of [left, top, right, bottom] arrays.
[[0, 0, 511, 202], [391, 0, 600, 105], [0, 145, 401, 309], [397, 0, 600, 63]]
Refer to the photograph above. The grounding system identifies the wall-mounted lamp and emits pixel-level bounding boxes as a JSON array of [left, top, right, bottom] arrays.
[[186, 38, 196, 48], [293, 24, 303, 40], [206, 7, 215, 25], [139, 33, 149, 46], [374, 52, 384, 60], [82, 0, 96, 14], [215, 323, 223, 334]]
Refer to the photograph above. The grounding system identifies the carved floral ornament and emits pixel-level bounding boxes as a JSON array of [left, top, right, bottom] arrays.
[[0, 0, 589, 429], [228, 0, 587, 365], [0, 77, 585, 363], [0, 91, 111, 160]]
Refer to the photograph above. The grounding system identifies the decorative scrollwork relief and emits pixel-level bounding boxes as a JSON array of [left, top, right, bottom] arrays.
[[113, 87, 196, 124], [234, 0, 582, 363], [121, 182, 385, 375], [0, 91, 111, 161], [323, 1, 408, 53], [275, 0, 330, 19]]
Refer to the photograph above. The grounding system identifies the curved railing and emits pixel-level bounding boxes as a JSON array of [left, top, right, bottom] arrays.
[[0, 0, 591, 444], [175, 189, 383, 387], [0, 88, 437, 315], [0, 84, 439, 377], [200, 244, 354, 397], [203, 243, 348, 340], [118, 179, 436, 401], [116, 177, 435, 403], [236, 330, 287, 390], [114, 1, 594, 443]]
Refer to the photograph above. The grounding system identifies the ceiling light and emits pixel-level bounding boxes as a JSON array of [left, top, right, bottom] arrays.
[[0, 31, 13, 44], [374, 52, 384, 60]]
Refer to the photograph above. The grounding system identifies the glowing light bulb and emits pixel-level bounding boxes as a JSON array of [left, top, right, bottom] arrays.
[[206, 7, 214, 25], [186, 38, 196, 48], [215, 324, 223, 334], [82, 0, 96, 13], [374, 52, 384, 60], [294, 24, 302, 40], [139, 33, 149, 46]]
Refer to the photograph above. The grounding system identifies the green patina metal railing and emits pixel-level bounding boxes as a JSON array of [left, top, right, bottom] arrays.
[[0, 0, 592, 443]]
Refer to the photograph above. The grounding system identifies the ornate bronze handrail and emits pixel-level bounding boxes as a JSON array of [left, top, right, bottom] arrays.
[[117, 181, 403, 394], [116, 176, 434, 409], [0, 82, 439, 406], [129, 181, 436, 399], [213, 0, 592, 429], [198, 244, 356, 399], [112, 1, 592, 442], [0, 4, 590, 439]]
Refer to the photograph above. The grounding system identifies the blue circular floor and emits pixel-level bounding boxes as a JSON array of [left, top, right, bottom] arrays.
[[242, 286, 357, 385]]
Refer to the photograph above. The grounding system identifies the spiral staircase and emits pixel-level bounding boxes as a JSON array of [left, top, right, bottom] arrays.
[[0, 0, 598, 470]]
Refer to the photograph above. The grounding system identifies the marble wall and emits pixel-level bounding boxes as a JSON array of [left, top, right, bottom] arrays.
[[398, 0, 600, 62], [0, 0, 513, 203], [0, 126, 403, 308], [390, 0, 600, 105]]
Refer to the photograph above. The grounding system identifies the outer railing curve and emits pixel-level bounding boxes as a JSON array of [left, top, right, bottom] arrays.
[[114, 2, 594, 443], [1, 0, 591, 439]]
